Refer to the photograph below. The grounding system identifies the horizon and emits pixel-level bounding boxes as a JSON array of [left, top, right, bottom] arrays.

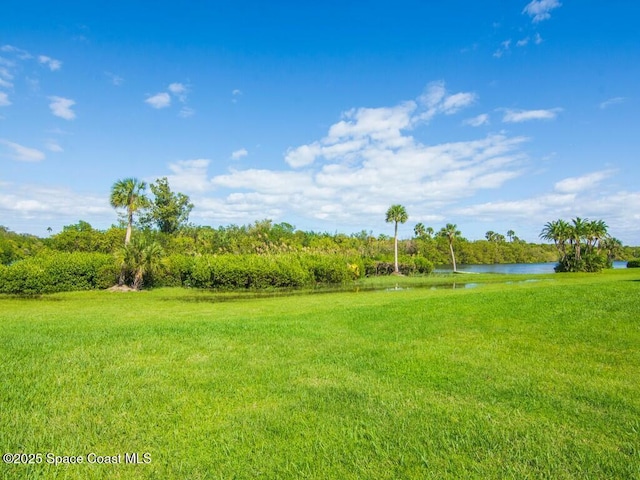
[[1, 1, 639, 244]]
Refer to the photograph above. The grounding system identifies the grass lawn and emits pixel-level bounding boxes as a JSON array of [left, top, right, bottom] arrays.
[[1, 269, 639, 479]]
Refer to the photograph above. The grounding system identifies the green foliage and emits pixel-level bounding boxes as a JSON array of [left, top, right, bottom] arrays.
[[141, 177, 194, 233], [627, 259, 640, 268], [541, 217, 616, 273], [0, 252, 117, 294]]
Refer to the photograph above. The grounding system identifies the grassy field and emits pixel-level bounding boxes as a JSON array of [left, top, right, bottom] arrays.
[[1, 269, 639, 479]]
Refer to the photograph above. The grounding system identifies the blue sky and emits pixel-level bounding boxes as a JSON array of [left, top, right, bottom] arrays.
[[1, 0, 639, 243]]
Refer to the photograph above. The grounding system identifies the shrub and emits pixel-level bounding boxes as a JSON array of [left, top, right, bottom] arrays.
[[0, 252, 117, 294], [627, 260, 640, 268]]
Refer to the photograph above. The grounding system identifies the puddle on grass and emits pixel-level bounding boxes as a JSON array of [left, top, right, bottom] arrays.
[[169, 278, 546, 304]]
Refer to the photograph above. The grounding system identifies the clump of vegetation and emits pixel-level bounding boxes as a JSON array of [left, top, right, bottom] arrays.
[[540, 217, 622, 272], [627, 259, 640, 268]]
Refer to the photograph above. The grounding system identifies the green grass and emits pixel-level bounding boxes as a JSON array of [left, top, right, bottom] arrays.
[[1, 269, 639, 479]]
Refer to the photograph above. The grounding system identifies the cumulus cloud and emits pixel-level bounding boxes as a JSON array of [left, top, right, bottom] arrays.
[[231, 148, 248, 160], [168, 82, 188, 102], [0, 140, 46, 162], [178, 84, 529, 231], [165, 159, 212, 193], [0, 183, 110, 222], [48, 96, 76, 120], [502, 108, 561, 123], [523, 0, 562, 23], [553, 170, 615, 194], [0, 92, 10, 107], [38, 55, 62, 71], [145, 92, 171, 109]]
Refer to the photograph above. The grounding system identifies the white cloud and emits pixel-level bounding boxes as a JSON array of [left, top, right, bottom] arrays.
[[185, 84, 529, 229], [0, 77, 13, 88], [464, 113, 489, 127], [502, 108, 561, 123], [493, 39, 511, 58], [45, 140, 64, 153], [0, 92, 10, 107], [523, 0, 562, 23], [553, 170, 615, 194], [517, 38, 529, 47], [38, 55, 62, 71], [231, 148, 248, 160], [599, 97, 626, 109], [145, 92, 171, 109], [232, 89, 242, 102], [0, 183, 110, 220], [48, 96, 76, 120], [168, 82, 188, 102], [0, 44, 32, 59], [415, 81, 477, 122], [165, 159, 212, 193], [0, 140, 46, 162]]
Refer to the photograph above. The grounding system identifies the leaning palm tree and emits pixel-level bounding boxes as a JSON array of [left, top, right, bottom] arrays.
[[439, 223, 461, 272], [385, 204, 408, 274], [109, 178, 148, 245]]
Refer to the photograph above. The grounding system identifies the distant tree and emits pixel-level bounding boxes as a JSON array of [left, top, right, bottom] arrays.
[[439, 223, 461, 272], [507, 229, 515, 242], [143, 177, 194, 234], [385, 204, 409, 274], [485, 231, 496, 242], [414, 223, 426, 238], [425, 226, 434, 239], [110, 178, 148, 245]]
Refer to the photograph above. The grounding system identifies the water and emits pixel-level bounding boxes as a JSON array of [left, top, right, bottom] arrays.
[[434, 261, 628, 274]]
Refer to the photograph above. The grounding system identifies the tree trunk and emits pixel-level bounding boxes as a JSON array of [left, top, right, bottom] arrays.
[[394, 222, 399, 273], [449, 241, 457, 272], [125, 212, 133, 245]]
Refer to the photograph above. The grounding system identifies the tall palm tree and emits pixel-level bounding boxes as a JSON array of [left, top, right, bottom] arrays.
[[507, 229, 515, 242], [109, 178, 148, 245], [439, 223, 461, 272], [414, 222, 426, 238], [540, 219, 570, 260], [385, 204, 408, 274]]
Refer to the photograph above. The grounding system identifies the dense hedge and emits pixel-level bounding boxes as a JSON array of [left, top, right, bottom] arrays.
[[0, 251, 433, 294], [155, 253, 361, 289], [0, 252, 118, 294], [627, 260, 640, 268]]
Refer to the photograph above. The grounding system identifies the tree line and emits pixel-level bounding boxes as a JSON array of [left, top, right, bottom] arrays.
[[0, 178, 637, 291]]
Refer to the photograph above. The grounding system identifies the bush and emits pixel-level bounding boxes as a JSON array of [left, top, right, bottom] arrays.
[[627, 260, 640, 268], [0, 252, 117, 294], [554, 252, 608, 273]]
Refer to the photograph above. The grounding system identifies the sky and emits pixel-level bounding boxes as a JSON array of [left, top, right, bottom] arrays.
[[1, 0, 639, 244]]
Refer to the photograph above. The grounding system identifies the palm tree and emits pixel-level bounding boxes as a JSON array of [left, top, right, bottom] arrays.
[[385, 204, 408, 274], [570, 217, 588, 261], [414, 222, 426, 238], [425, 226, 434, 239], [109, 178, 148, 245], [485, 230, 496, 242], [507, 229, 515, 242], [540, 219, 570, 260], [116, 237, 164, 289], [439, 223, 461, 272]]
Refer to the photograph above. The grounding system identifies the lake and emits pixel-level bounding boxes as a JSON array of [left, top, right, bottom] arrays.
[[434, 261, 629, 274]]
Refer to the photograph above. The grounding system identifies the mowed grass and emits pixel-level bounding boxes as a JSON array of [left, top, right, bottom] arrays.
[[1, 270, 639, 479]]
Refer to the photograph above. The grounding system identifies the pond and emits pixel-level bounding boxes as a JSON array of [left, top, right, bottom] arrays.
[[434, 261, 628, 274]]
